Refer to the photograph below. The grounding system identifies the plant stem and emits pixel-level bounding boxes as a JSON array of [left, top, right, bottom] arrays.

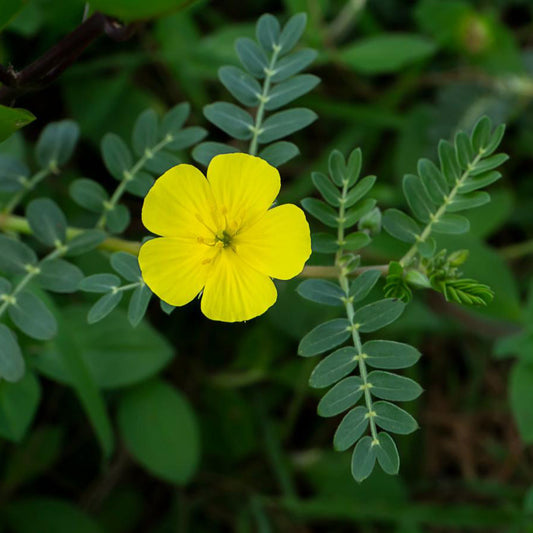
[[1, 167, 52, 216], [248, 45, 281, 156], [96, 136, 174, 229], [0, 246, 63, 319], [335, 178, 378, 444], [399, 150, 485, 267], [500, 239, 533, 260]]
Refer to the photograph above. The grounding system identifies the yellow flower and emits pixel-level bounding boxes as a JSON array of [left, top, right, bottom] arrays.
[[139, 153, 311, 322]]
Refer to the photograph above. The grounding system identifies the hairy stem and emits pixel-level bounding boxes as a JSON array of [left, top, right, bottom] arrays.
[[248, 45, 281, 156], [399, 150, 484, 267], [96, 136, 174, 229], [335, 179, 378, 443]]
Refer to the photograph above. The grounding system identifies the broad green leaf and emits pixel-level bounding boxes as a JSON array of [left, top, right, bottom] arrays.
[[5, 498, 104, 533], [88, 292, 123, 324], [271, 48, 317, 82], [351, 435, 377, 482], [0, 324, 25, 383], [344, 198, 376, 228], [403, 174, 435, 223], [333, 406, 368, 451], [132, 109, 158, 157], [118, 380, 200, 485], [447, 191, 490, 212], [317, 376, 364, 417], [192, 142, 239, 166], [363, 340, 421, 370], [79, 273, 121, 293], [367, 371, 423, 401], [8, 291, 57, 340], [0, 372, 40, 442], [259, 141, 299, 166], [459, 170, 502, 194], [301, 197, 338, 227], [343, 232, 371, 251], [161, 102, 190, 137], [311, 171, 340, 207], [0, 235, 37, 274], [297, 279, 344, 306], [265, 74, 320, 110], [111, 252, 141, 282], [309, 346, 358, 389], [340, 34, 436, 74], [164, 126, 206, 151], [0, 154, 28, 192], [438, 139, 461, 185], [160, 300, 175, 315], [353, 299, 405, 333], [256, 13, 280, 53], [373, 401, 418, 435], [219, 66, 262, 107], [125, 171, 154, 197], [37, 259, 83, 293], [204, 102, 254, 140], [432, 214, 469, 234], [471, 116, 491, 152], [311, 232, 338, 253], [65, 230, 106, 257], [346, 147, 363, 187], [417, 158, 448, 203], [455, 131, 474, 169], [236, 37, 268, 78], [106, 203, 130, 233], [87, 0, 194, 21], [350, 269, 382, 302], [26, 198, 67, 246], [484, 123, 506, 156], [258, 108, 317, 144], [0, 104, 35, 143], [143, 150, 179, 175], [328, 149, 346, 186], [0, 0, 25, 31], [469, 153, 508, 176], [509, 362, 533, 443], [375, 432, 399, 475], [382, 209, 420, 243], [101, 133, 132, 181], [278, 13, 307, 55], [128, 284, 152, 327], [70, 178, 108, 213], [345, 175, 376, 208], [35, 120, 79, 169], [37, 306, 173, 390], [298, 318, 351, 357]]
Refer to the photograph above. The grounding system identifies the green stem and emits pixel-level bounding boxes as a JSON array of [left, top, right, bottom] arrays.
[[96, 136, 174, 229], [248, 45, 281, 156], [335, 178, 378, 444], [399, 150, 485, 267], [0, 246, 63, 319], [1, 167, 52, 216]]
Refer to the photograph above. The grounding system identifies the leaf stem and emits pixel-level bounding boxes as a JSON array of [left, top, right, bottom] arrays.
[[1, 167, 52, 216], [399, 149, 485, 267], [335, 178, 378, 444], [248, 45, 281, 156], [96, 135, 174, 229]]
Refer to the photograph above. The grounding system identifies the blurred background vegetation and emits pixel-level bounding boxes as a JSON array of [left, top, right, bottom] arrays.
[[1, 0, 533, 531]]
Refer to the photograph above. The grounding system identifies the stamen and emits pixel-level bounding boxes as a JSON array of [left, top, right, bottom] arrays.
[[201, 258, 212, 265], [195, 213, 216, 235]]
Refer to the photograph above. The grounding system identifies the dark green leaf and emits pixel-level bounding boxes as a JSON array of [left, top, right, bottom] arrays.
[[373, 401, 418, 434], [101, 133, 132, 181], [471, 116, 491, 152], [351, 436, 377, 482], [311, 232, 338, 253], [8, 291, 57, 340], [455, 131, 474, 169], [447, 191, 490, 212], [367, 371, 422, 401], [219, 66, 261, 107], [204, 102, 254, 140], [311, 171, 340, 206], [417, 158, 448, 203], [132, 109, 158, 157], [363, 340, 421, 370], [0, 324, 25, 383], [0, 236, 37, 274], [70, 178, 108, 213], [128, 284, 152, 327], [258, 141, 299, 166], [258, 108, 317, 144], [469, 153, 508, 176], [118, 380, 200, 485], [279, 12, 307, 55], [65, 230, 106, 257], [345, 175, 376, 208], [350, 269, 382, 302], [297, 279, 344, 306], [143, 151, 180, 175], [459, 170, 502, 194], [382, 209, 420, 243], [343, 232, 371, 251], [26, 198, 67, 246], [344, 198, 376, 228], [271, 48, 317, 82], [333, 406, 368, 451], [125, 171, 154, 197], [346, 148, 363, 187], [328, 149, 346, 187], [37, 259, 83, 293], [432, 214, 469, 234], [192, 142, 239, 167], [256, 13, 280, 53], [298, 318, 351, 357], [317, 376, 364, 417], [106, 204, 130, 233], [309, 346, 358, 389], [510, 362, 533, 443], [403, 174, 435, 223], [88, 292, 123, 324], [165, 126, 206, 151], [301, 198, 338, 227], [353, 298, 405, 333], [36, 120, 79, 168], [438, 139, 461, 185], [236, 37, 268, 78], [111, 252, 141, 282], [79, 273, 121, 293], [375, 432, 399, 475], [0, 155, 28, 192], [161, 102, 190, 138], [265, 74, 319, 110], [0, 104, 35, 143]]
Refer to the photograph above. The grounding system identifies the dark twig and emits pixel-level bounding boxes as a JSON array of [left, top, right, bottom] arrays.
[[0, 12, 138, 105]]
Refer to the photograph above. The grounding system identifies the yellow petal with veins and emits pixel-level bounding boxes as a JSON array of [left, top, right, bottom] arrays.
[[234, 204, 311, 280], [139, 236, 217, 306], [200, 249, 277, 322], [207, 153, 280, 229], [142, 164, 217, 238]]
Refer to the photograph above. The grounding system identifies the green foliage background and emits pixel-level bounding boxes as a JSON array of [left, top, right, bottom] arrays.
[[1, 0, 533, 531]]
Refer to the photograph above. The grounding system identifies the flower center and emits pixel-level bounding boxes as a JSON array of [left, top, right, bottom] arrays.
[[216, 230, 233, 248]]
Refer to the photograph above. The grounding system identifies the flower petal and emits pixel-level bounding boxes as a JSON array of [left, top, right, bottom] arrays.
[[142, 164, 217, 238], [234, 204, 311, 280], [201, 249, 277, 322], [207, 153, 280, 228], [139, 237, 215, 306]]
